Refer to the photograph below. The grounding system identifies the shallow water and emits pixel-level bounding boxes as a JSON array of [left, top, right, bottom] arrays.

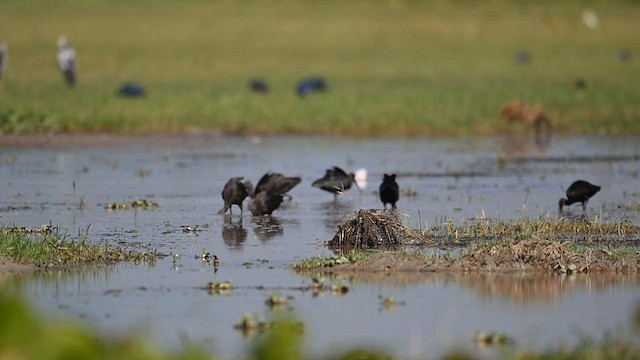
[[1, 134, 640, 358]]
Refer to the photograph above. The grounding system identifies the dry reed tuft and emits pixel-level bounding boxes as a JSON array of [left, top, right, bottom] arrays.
[[328, 209, 432, 250]]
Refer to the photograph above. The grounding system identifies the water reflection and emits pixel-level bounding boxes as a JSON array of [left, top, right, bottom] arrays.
[[316, 200, 359, 217], [2, 265, 120, 294], [4, 135, 640, 359], [310, 270, 640, 303], [455, 272, 640, 303], [498, 133, 552, 158], [252, 216, 283, 242], [221, 215, 247, 250]]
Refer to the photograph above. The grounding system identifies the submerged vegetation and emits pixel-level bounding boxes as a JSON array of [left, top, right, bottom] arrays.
[[0, 0, 639, 135], [0, 225, 156, 268]]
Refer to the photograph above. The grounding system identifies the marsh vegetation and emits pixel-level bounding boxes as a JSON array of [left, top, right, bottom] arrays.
[[0, 225, 156, 269]]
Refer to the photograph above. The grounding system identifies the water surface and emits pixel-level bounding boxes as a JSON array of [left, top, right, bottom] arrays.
[[1, 134, 639, 358]]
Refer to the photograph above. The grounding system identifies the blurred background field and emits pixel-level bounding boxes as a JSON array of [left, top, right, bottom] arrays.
[[0, 0, 638, 136]]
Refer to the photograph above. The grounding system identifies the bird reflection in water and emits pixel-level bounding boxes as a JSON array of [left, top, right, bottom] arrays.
[[497, 132, 552, 158], [222, 215, 247, 250], [252, 216, 283, 242]]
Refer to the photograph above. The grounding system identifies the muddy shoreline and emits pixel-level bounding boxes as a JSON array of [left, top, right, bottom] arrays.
[[0, 257, 36, 276]]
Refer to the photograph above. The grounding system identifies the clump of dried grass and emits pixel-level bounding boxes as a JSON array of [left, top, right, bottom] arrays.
[[328, 209, 432, 250]]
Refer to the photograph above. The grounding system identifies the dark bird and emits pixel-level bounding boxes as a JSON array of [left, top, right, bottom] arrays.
[[513, 50, 531, 64], [252, 172, 301, 199], [249, 78, 269, 94], [118, 82, 146, 97], [218, 177, 253, 215], [312, 166, 358, 200], [618, 49, 632, 63], [0, 43, 7, 82], [251, 191, 284, 216], [574, 78, 587, 91], [57, 35, 77, 87], [559, 180, 601, 213], [296, 76, 327, 97], [379, 173, 399, 209]]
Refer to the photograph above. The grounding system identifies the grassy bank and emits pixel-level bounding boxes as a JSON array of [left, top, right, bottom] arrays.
[[0, 226, 156, 269], [0, 1, 638, 135]]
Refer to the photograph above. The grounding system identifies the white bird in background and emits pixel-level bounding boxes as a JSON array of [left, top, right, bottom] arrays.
[[354, 168, 368, 191], [57, 35, 77, 87], [0, 43, 8, 82], [582, 9, 599, 30]]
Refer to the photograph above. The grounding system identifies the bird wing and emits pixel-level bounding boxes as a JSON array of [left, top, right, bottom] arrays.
[[272, 177, 301, 195], [312, 170, 332, 187], [253, 173, 273, 196], [332, 166, 348, 178]]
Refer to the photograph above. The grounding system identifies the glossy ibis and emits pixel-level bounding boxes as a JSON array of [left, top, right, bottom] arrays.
[[251, 191, 284, 216], [252, 172, 301, 199], [218, 177, 253, 215], [312, 166, 358, 200], [559, 180, 601, 213], [379, 173, 399, 209]]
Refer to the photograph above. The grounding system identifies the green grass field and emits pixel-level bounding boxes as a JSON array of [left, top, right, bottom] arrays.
[[0, 0, 639, 136]]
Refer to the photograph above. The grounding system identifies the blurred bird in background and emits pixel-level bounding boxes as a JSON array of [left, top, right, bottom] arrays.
[[249, 78, 269, 94], [57, 35, 77, 87], [118, 82, 146, 97], [0, 43, 8, 82], [296, 76, 327, 97]]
